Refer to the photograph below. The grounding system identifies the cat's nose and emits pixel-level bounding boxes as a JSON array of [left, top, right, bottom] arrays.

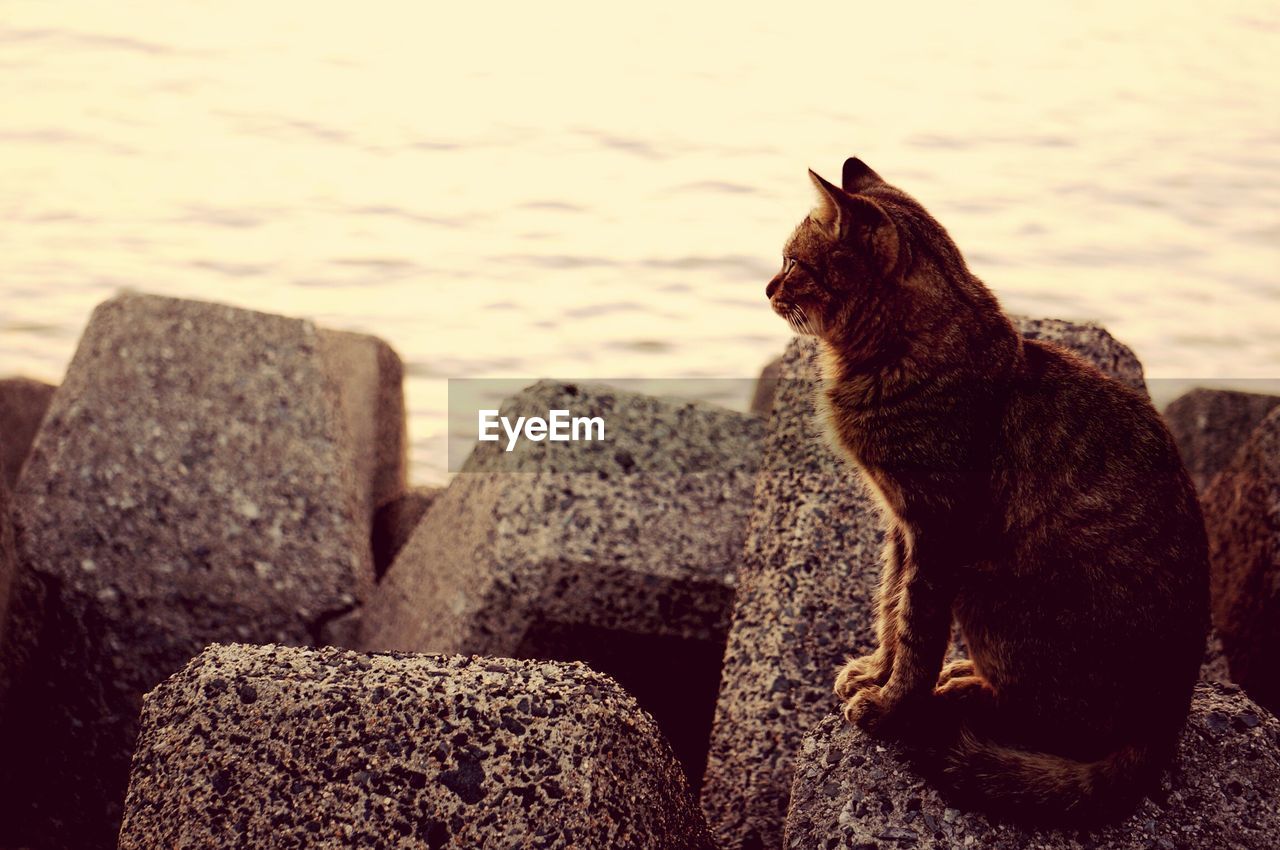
[[766, 275, 782, 299]]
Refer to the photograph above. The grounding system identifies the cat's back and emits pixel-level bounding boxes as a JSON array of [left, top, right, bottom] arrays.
[[1008, 338, 1183, 484], [982, 338, 1209, 710], [998, 337, 1206, 572]]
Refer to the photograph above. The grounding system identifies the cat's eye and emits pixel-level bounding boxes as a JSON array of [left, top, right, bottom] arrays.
[[782, 257, 797, 275]]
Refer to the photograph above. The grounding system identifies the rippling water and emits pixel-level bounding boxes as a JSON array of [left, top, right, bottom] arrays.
[[2, 2, 1278, 483]]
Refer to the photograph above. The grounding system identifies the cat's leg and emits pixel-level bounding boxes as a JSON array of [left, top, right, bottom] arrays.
[[835, 525, 907, 698], [843, 538, 954, 734]]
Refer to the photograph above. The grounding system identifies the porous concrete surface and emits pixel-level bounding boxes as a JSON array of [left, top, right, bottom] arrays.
[[117, 644, 715, 850], [0, 471, 16, 713], [701, 337, 885, 850], [362, 380, 762, 782], [1164, 388, 1280, 494], [784, 683, 1280, 850], [1204, 406, 1280, 715], [318, 328, 408, 517], [0, 377, 56, 489], [750, 355, 783, 417], [702, 319, 1149, 850], [1010, 316, 1148, 395], [1202, 632, 1234, 685], [1, 293, 374, 849], [372, 486, 441, 579], [0, 448, 47, 746]]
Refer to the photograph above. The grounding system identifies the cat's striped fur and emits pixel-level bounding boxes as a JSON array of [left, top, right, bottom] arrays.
[[765, 158, 1208, 823]]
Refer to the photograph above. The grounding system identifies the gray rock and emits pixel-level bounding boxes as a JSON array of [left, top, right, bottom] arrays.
[[362, 380, 763, 783], [0, 469, 11, 650], [372, 486, 441, 579], [118, 643, 714, 850], [1204, 406, 1280, 714], [701, 338, 884, 850], [701, 319, 1147, 850], [317, 329, 408, 517], [0, 293, 376, 849], [1202, 631, 1233, 685], [0, 443, 46, 743], [1163, 388, 1280, 493], [1011, 316, 1147, 395], [0, 472, 18, 715], [749, 355, 783, 417], [784, 683, 1280, 850], [0, 376, 56, 489]]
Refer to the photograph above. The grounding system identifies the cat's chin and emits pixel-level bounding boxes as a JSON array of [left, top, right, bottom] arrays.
[[778, 306, 821, 337]]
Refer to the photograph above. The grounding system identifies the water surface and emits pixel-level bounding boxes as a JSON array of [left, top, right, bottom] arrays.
[[3, 2, 1277, 482]]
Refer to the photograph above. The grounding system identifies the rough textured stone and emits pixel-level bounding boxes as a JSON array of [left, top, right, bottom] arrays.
[[1164, 388, 1280, 494], [318, 329, 408, 517], [362, 380, 763, 783], [1204, 406, 1280, 715], [0, 449, 46, 742], [1010, 316, 1147, 395], [0, 376, 56, 489], [1202, 632, 1233, 684], [750, 355, 783, 417], [1, 293, 375, 849], [0, 465, 11, 635], [118, 644, 714, 850], [784, 683, 1280, 850], [0, 471, 16, 712], [702, 319, 1147, 850], [372, 486, 441, 579]]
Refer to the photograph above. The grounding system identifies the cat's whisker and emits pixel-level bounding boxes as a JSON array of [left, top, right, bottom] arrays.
[[794, 309, 808, 335]]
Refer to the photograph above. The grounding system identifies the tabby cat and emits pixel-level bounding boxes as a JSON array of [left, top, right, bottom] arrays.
[[765, 157, 1208, 822]]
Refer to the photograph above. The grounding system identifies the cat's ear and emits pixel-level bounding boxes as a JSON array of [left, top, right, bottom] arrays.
[[847, 196, 901, 277], [842, 157, 884, 193], [808, 169, 900, 275], [808, 169, 849, 237]]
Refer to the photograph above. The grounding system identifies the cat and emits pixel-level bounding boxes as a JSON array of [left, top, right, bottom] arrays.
[[765, 157, 1209, 822]]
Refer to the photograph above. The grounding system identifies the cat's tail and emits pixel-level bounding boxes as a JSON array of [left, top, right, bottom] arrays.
[[941, 730, 1163, 823]]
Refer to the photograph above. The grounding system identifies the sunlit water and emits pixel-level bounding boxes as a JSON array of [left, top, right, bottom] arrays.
[[3, 2, 1278, 483]]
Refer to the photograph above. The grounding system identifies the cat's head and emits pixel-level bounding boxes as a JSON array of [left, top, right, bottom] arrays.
[[766, 157, 969, 350]]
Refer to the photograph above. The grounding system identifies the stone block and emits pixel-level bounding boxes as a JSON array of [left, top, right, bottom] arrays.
[[783, 683, 1280, 850], [1, 293, 375, 848], [372, 486, 441, 579], [0, 377, 56, 489], [118, 644, 714, 850], [1011, 316, 1147, 395], [0, 472, 17, 714], [1204, 405, 1280, 713], [362, 380, 763, 783], [1164, 388, 1280, 493], [701, 319, 1148, 850], [317, 329, 408, 517], [749, 356, 783, 417]]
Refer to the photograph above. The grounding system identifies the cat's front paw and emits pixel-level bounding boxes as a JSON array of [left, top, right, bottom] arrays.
[[841, 686, 921, 737], [835, 652, 891, 699], [842, 686, 890, 731]]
